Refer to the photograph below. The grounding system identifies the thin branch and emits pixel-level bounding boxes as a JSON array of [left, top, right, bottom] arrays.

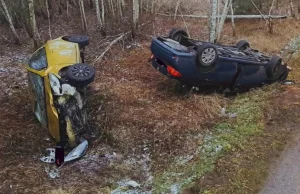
[[158, 13, 287, 19], [250, 0, 268, 21]]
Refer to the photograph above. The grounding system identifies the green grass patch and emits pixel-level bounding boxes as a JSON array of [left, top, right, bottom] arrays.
[[153, 86, 278, 194]]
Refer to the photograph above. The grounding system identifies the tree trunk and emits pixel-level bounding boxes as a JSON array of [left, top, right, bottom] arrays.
[[79, 0, 88, 34], [95, 0, 106, 36], [101, 0, 105, 26], [0, 0, 21, 44], [216, 0, 231, 42], [230, 2, 236, 37], [132, 0, 139, 39], [46, 0, 52, 39], [28, 0, 42, 48], [298, 0, 300, 19], [209, 0, 218, 43], [290, 0, 295, 17]]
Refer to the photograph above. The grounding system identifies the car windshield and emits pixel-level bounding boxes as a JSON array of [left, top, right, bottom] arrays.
[[29, 47, 48, 70]]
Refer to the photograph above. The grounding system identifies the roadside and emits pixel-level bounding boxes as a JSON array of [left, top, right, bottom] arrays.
[[1, 17, 300, 194]]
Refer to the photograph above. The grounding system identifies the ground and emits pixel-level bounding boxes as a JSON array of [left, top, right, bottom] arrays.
[[1, 14, 300, 194]]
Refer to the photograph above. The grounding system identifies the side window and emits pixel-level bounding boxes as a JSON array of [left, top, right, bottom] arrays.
[[29, 47, 48, 70]]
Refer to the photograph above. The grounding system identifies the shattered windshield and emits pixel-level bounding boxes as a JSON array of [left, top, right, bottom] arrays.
[[29, 47, 48, 70]]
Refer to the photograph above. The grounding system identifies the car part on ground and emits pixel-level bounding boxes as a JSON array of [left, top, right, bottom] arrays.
[[40, 148, 56, 163], [150, 28, 290, 91], [40, 140, 88, 165], [26, 36, 96, 149], [64, 140, 88, 162]]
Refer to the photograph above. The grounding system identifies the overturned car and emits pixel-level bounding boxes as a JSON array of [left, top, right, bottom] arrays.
[[150, 28, 290, 91], [26, 35, 95, 148]]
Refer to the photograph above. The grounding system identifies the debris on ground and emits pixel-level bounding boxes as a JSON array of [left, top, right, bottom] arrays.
[[64, 140, 88, 162], [110, 180, 152, 194], [40, 148, 55, 164], [45, 167, 60, 179], [221, 108, 237, 118]]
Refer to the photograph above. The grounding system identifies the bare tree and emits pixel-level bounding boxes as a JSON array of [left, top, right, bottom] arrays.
[[209, 0, 218, 43], [0, 0, 21, 44], [216, 0, 231, 42], [230, 2, 236, 37], [28, 0, 42, 48], [79, 0, 88, 34], [132, 0, 139, 38], [290, 0, 295, 17], [95, 0, 106, 36], [45, 0, 52, 39]]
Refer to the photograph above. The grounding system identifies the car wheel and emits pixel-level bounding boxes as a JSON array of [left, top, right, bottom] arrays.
[[67, 63, 95, 86], [266, 55, 282, 78], [196, 43, 218, 73], [168, 28, 188, 42], [62, 35, 89, 49], [236, 40, 250, 50]]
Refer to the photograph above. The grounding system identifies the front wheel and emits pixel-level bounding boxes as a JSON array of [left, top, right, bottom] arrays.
[[196, 43, 218, 73], [266, 55, 282, 79], [62, 35, 89, 49], [67, 63, 95, 86]]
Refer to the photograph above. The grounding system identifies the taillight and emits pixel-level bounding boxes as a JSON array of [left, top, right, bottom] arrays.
[[149, 54, 154, 62], [167, 65, 182, 78]]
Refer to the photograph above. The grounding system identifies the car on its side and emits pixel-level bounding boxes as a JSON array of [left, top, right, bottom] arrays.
[[150, 28, 290, 91], [26, 35, 95, 148]]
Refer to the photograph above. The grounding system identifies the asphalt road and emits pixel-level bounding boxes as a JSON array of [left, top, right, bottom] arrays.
[[260, 133, 300, 194]]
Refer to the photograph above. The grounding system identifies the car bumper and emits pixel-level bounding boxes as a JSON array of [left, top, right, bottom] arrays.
[[152, 59, 170, 77]]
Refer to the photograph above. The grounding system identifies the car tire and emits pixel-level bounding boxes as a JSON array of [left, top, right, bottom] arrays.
[[236, 40, 250, 50], [266, 55, 282, 78], [62, 35, 89, 49], [168, 28, 189, 42], [196, 43, 218, 73], [67, 63, 95, 86]]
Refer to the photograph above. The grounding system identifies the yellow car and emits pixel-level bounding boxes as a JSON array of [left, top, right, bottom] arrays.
[[26, 35, 95, 147]]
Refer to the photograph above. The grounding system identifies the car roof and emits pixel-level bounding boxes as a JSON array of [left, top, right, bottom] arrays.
[[44, 38, 80, 67]]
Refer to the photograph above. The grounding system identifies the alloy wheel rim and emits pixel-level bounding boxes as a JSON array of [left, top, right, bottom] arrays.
[[201, 48, 216, 66]]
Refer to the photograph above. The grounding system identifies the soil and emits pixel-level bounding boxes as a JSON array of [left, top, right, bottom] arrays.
[[1, 11, 300, 193]]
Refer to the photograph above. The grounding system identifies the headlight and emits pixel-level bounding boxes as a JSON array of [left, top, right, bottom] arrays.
[[49, 73, 61, 95]]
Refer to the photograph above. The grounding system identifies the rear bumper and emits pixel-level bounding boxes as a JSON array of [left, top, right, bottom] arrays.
[[152, 59, 169, 77]]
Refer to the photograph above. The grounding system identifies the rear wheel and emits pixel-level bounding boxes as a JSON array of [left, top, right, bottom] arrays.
[[168, 28, 188, 42], [266, 55, 282, 79], [236, 40, 250, 50], [196, 43, 218, 73], [62, 35, 89, 49]]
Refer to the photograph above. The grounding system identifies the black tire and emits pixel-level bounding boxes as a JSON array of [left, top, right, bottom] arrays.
[[62, 35, 89, 49], [196, 43, 218, 73], [168, 28, 188, 42], [67, 63, 95, 86], [266, 55, 282, 78], [236, 40, 250, 50]]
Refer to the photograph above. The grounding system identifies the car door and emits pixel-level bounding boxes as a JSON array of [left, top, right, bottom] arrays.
[[27, 47, 48, 127]]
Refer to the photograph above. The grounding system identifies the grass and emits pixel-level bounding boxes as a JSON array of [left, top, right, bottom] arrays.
[[1, 14, 300, 194], [152, 85, 280, 193]]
